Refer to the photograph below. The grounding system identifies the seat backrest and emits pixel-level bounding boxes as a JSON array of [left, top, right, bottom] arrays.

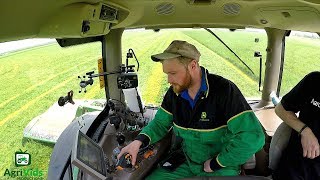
[[268, 122, 292, 170], [243, 155, 256, 170]]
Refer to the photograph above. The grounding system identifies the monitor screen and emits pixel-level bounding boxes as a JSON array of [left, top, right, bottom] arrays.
[[73, 130, 106, 178]]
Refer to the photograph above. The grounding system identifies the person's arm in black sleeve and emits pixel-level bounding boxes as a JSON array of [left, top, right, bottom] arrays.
[[275, 72, 320, 159]]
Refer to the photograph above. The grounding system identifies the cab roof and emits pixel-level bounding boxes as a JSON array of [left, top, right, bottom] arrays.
[[1, 0, 320, 42]]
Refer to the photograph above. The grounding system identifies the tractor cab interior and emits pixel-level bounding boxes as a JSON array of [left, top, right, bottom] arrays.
[[1, 0, 320, 179]]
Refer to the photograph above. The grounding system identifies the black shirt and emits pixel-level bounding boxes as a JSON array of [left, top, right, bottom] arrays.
[[281, 71, 320, 158]]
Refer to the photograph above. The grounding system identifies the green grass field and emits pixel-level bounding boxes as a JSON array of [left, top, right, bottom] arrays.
[[0, 29, 319, 177]]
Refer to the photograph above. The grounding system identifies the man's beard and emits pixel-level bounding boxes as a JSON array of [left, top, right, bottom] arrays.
[[172, 71, 192, 94]]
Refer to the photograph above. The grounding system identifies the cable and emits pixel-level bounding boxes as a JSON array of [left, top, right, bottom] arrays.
[[129, 49, 140, 72], [204, 28, 255, 75]]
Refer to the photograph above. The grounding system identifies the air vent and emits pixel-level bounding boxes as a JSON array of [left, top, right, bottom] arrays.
[[155, 3, 175, 15], [223, 3, 241, 15], [187, 0, 216, 5]]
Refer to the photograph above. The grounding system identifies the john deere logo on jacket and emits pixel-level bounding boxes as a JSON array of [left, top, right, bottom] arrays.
[[200, 112, 209, 121]]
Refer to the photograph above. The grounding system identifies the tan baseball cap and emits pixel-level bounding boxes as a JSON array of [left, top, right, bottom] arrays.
[[151, 40, 201, 62]]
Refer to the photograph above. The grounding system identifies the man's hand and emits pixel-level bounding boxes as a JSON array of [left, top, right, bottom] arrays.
[[300, 127, 320, 159], [117, 140, 142, 166], [203, 159, 213, 172]]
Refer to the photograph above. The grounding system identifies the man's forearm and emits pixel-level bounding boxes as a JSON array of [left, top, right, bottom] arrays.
[[275, 102, 306, 133], [138, 107, 173, 144]]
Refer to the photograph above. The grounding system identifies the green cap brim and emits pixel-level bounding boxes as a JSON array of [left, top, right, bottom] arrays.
[[151, 52, 181, 62]]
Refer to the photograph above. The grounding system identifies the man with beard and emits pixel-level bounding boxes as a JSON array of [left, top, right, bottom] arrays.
[[118, 40, 265, 179]]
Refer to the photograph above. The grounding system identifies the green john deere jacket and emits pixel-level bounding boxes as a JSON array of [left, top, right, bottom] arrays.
[[136, 68, 265, 175]]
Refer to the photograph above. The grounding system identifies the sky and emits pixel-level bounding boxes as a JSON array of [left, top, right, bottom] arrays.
[[0, 38, 55, 55]]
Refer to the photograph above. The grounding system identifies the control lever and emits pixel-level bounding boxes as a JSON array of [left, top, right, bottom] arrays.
[[115, 146, 156, 172], [116, 153, 133, 170], [116, 134, 125, 146], [109, 115, 122, 130]]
